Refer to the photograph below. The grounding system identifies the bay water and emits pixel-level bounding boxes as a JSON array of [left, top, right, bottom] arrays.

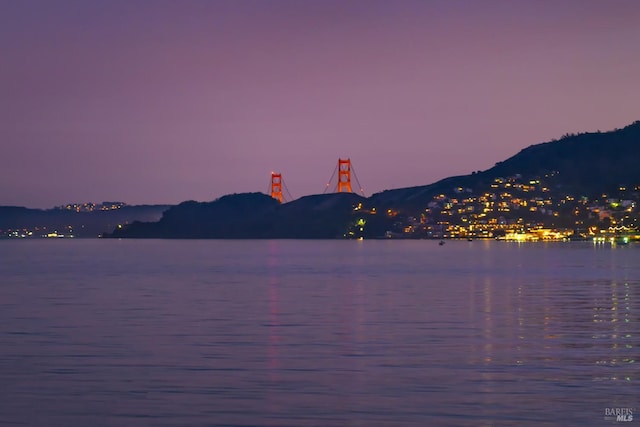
[[0, 239, 638, 426]]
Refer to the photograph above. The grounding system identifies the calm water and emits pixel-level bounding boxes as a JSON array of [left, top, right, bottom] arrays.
[[0, 239, 638, 426]]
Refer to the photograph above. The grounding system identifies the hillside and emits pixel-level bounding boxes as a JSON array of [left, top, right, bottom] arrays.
[[105, 192, 366, 239], [370, 120, 640, 210]]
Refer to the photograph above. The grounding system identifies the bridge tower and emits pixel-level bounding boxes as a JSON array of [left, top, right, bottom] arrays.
[[337, 158, 353, 193], [270, 172, 283, 203]]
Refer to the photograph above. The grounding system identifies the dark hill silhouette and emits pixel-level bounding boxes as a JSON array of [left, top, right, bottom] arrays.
[[105, 192, 365, 238], [267, 193, 365, 238], [106, 193, 279, 238], [490, 121, 640, 192], [370, 120, 640, 210]]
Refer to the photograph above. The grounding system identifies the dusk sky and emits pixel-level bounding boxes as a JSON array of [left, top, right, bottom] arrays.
[[2, 0, 640, 208]]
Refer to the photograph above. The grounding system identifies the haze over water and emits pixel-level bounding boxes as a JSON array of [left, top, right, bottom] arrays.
[[1, 239, 638, 426]]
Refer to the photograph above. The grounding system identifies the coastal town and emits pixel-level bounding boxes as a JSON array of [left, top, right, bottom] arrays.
[[368, 172, 639, 242]]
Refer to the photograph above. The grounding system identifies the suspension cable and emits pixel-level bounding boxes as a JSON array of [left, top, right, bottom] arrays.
[[350, 162, 366, 196], [323, 162, 338, 194], [282, 176, 294, 202]]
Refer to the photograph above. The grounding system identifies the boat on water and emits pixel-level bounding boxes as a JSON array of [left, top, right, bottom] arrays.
[[439, 240, 445, 246]]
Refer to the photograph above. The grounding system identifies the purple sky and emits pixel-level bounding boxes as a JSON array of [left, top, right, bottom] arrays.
[[2, 0, 640, 208]]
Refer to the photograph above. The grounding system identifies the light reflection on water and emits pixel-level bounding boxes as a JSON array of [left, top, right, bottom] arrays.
[[0, 239, 638, 426]]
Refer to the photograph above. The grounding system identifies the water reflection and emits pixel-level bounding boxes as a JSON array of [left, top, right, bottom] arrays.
[[592, 281, 635, 381], [470, 275, 636, 377], [460, 243, 638, 425], [267, 240, 280, 377]]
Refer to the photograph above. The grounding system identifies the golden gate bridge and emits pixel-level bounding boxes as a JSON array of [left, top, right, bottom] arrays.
[[268, 158, 365, 203]]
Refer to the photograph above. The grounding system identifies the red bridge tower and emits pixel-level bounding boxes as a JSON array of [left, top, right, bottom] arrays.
[[270, 172, 283, 203], [337, 158, 353, 193]]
